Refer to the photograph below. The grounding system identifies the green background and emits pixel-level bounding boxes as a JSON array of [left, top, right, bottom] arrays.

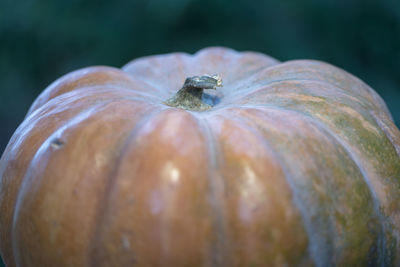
[[0, 0, 400, 264]]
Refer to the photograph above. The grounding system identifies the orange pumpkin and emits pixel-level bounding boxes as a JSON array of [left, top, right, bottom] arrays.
[[1, 47, 400, 266]]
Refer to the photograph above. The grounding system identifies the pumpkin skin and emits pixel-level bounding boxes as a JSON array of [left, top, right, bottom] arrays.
[[1, 47, 400, 267]]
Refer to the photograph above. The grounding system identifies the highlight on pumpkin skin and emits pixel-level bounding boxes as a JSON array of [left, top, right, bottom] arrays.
[[164, 74, 222, 111]]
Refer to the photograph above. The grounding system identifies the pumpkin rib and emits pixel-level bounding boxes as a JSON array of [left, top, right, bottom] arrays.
[[10, 102, 108, 266], [272, 60, 382, 105], [370, 110, 400, 158], [1, 96, 128, 266], [27, 66, 123, 113], [10, 99, 159, 267], [233, 102, 400, 209], [235, 104, 386, 202], [28, 66, 164, 115], [227, 81, 370, 114], [231, 59, 390, 116], [194, 116, 230, 267], [223, 80, 384, 137], [87, 109, 216, 266], [0, 94, 109, 264], [231, 102, 400, 257], [61, 85, 164, 102], [226, 78, 364, 103], [204, 113, 312, 266], [223, 108, 383, 265], [88, 107, 167, 266], [27, 86, 164, 119], [213, 112, 328, 265], [225, 78, 385, 116], [295, 60, 392, 118], [227, 106, 391, 265], [28, 89, 159, 136]]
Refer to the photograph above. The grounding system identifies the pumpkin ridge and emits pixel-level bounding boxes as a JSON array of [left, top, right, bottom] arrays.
[[291, 59, 392, 117], [370, 110, 400, 158], [11, 102, 107, 266], [225, 83, 384, 137], [232, 103, 400, 248], [0, 95, 141, 265], [122, 75, 171, 96], [63, 85, 163, 102], [88, 107, 167, 266], [25, 87, 162, 121], [272, 60, 373, 94], [234, 59, 387, 113], [27, 66, 142, 114], [210, 113, 312, 265], [230, 106, 390, 265], [9, 99, 155, 266], [227, 78, 384, 115], [236, 102, 400, 194]]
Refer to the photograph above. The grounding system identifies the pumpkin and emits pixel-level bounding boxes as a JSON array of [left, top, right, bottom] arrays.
[[1, 47, 400, 267]]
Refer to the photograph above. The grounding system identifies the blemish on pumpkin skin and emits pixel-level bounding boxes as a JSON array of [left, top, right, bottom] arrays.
[[50, 138, 64, 149], [122, 236, 131, 250]]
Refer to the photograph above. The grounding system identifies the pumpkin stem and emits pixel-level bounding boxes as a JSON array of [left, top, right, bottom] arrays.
[[164, 74, 222, 111]]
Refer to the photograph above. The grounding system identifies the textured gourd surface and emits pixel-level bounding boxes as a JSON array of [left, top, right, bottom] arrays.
[[1, 47, 400, 266]]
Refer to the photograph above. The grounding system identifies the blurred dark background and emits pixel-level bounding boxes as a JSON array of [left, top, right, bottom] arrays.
[[0, 0, 400, 265], [1, 0, 400, 154]]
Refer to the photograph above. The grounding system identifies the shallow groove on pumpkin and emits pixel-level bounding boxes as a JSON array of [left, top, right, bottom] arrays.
[[196, 117, 229, 267]]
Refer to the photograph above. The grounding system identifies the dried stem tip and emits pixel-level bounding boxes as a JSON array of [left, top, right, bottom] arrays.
[[164, 74, 222, 111]]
